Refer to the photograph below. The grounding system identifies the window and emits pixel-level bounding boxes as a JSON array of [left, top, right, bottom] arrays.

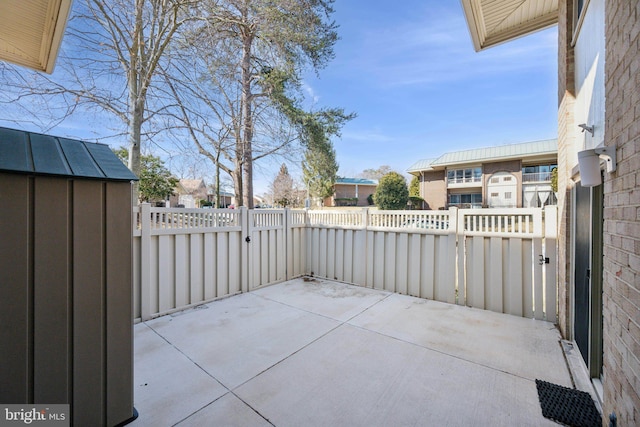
[[505, 192, 512, 199], [448, 193, 482, 207], [573, 0, 589, 40], [522, 164, 557, 182], [447, 167, 482, 184], [576, 0, 585, 19], [503, 176, 512, 182], [491, 192, 498, 197], [491, 177, 499, 184]]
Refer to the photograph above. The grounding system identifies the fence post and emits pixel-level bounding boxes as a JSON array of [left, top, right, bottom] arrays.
[[140, 203, 151, 321], [284, 208, 291, 280], [361, 207, 369, 229], [304, 208, 311, 275], [361, 207, 371, 287], [544, 205, 558, 323], [450, 207, 464, 305], [240, 206, 249, 293]]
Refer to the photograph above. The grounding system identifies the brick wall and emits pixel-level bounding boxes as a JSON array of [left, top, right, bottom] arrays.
[[557, 0, 576, 338], [332, 184, 376, 207], [602, 1, 640, 424], [420, 170, 446, 210]]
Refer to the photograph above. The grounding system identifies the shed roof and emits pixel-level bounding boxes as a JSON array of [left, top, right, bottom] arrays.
[[336, 178, 378, 186], [0, 127, 138, 181]]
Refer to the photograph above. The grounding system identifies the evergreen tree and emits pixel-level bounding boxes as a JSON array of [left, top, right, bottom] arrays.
[[302, 140, 339, 203], [374, 172, 409, 210], [114, 147, 178, 203], [409, 176, 420, 197]]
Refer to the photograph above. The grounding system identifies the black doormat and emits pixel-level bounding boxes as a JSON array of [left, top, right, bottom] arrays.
[[535, 379, 601, 427]]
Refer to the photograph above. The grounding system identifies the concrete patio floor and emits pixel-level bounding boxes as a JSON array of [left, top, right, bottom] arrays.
[[131, 278, 575, 426]]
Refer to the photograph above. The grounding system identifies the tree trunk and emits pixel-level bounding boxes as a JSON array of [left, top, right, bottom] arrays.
[[215, 153, 221, 208], [127, 0, 144, 205], [127, 100, 144, 176], [240, 24, 254, 208], [233, 160, 243, 208]]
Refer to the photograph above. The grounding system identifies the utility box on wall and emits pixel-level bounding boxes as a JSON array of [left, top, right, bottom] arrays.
[[0, 127, 138, 426]]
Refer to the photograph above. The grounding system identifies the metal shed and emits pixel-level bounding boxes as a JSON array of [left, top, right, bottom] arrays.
[[0, 127, 138, 426]]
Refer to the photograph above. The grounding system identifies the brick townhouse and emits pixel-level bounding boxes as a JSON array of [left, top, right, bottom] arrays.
[[462, 0, 640, 423]]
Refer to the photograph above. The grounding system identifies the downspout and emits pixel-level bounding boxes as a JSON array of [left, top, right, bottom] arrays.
[[420, 171, 425, 209]]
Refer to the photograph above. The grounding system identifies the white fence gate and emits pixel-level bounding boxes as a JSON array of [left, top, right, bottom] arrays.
[[133, 205, 557, 322], [457, 207, 557, 322]]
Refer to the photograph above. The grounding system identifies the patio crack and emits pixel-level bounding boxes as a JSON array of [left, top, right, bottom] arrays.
[[228, 291, 396, 392], [144, 324, 277, 427], [345, 321, 554, 385]]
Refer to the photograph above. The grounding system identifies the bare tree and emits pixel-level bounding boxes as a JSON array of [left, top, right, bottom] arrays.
[[359, 165, 392, 181], [271, 164, 295, 207], [0, 0, 195, 182], [160, 42, 301, 209], [160, 0, 340, 208]]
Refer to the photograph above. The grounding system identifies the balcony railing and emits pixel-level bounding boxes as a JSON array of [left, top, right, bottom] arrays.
[[447, 176, 482, 185], [523, 172, 552, 182], [448, 202, 482, 209]]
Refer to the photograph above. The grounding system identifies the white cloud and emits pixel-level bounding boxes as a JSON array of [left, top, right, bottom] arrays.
[[302, 82, 320, 104], [339, 7, 557, 88], [341, 129, 394, 143]]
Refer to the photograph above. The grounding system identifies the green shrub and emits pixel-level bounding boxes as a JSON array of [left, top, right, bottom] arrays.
[[374, 172, 409, 210], [334, 197, 358, 206], [407, 196, 424, 210]]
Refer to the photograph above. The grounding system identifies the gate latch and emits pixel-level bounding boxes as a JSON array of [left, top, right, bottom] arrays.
[[538, 255, 549, 265], [245, 236, 251, 243]]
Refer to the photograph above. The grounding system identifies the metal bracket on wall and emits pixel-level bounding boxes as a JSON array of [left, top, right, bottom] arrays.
[[538, 255, 549, 265], [245, 236, 251, 243]]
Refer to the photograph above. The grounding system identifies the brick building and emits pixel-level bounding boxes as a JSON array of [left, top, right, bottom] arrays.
[[408, 139, 558, 210], [325, 178, 378, 207], [463, 0, 639, 423]]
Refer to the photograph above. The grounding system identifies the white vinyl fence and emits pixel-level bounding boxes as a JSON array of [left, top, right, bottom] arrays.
[[133, 205, 557, 322]]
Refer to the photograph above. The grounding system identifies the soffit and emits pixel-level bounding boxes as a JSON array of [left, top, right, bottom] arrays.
[[461, 0, 558, 51], [0, 0, 72, 73]]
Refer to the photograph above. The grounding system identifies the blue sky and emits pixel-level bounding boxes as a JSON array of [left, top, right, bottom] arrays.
[[0, 1, 557, 197], [296, 1, 558, 185]]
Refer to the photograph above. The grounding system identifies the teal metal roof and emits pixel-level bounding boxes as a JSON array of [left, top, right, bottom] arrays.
[[0, 127, 138, 181], [336, 178, 378, 185], [408, 139, 557, 172]]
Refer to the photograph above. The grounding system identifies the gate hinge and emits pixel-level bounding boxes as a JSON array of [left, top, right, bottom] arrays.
[[245, 236, 251, 243], [538, 255, 549, 265]]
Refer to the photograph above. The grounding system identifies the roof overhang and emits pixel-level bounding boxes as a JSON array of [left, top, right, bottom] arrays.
[[460, 0, 558, 51], [0, 0, 73, 73]]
